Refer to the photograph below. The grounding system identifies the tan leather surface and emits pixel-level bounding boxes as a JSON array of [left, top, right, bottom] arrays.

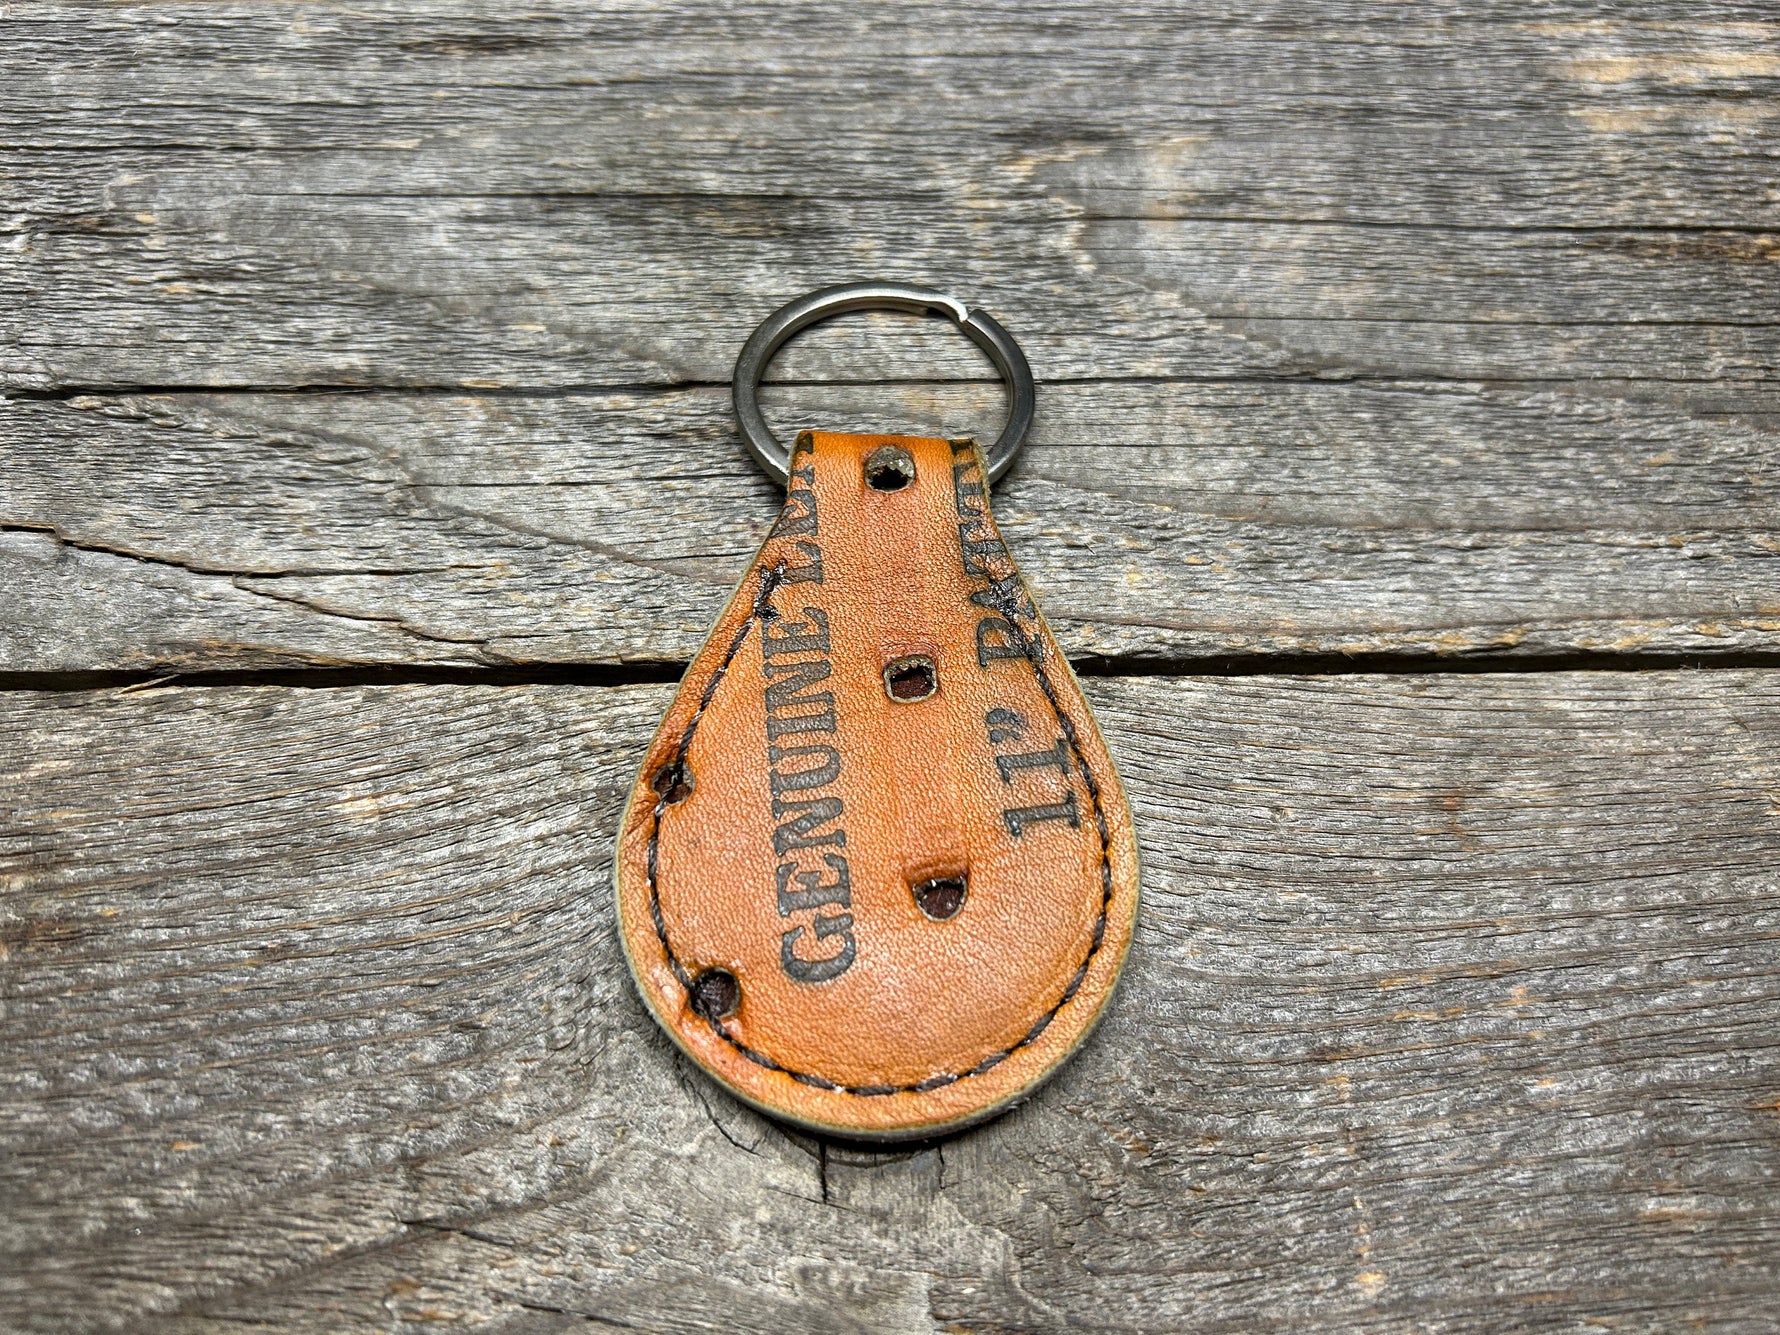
[[615, 432, 1139, 1139]]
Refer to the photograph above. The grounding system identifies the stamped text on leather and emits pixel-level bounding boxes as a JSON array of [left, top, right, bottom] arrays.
[[615, 432, 1140, 1139]]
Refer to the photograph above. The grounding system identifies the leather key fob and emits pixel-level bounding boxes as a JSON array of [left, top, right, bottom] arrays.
[[615, 431, 1139, 1140]]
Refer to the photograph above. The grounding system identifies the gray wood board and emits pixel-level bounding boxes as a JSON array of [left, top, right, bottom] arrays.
[[5, 381, 1779, 672], [2, 3, 1778, 395], [5, 1, 1780, 675], [6, 6, 1780, 1330], [4, 673, 1779, 1332]]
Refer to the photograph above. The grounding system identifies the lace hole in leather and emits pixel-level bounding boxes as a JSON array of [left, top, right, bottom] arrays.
[[689, 968, 741, 1021], [863, 445, 916, 492], [913, 875, 968, 921], [884, 655, 937, 702], [651, 761, 694, 804]]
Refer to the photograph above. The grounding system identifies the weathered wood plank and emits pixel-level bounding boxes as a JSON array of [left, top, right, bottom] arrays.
[[5, 0, 1778, 675], [4, 381, 1776, 672], [7, 6, 1780, 1333], [2, 3, 1777, 394], [3, 673, 1778, 1331]]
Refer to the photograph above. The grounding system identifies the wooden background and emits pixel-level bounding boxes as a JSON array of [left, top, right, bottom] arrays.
[[4, 3, 1779, 1330]]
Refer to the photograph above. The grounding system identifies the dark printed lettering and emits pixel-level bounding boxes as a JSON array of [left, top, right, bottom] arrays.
[[994, 738, 1070, 784], [765, 708, 836, 741], [772, 485, 819, 537], [969, 578, 1036, 621], [781, 913, 856, 983], [762, 606, 831, 659], [776, 853, 852, 916], [956, 524, 1008, 579], [1003, 792, 1080, 837], [955, 442, 1085, 849], [768, 743, 841, 794], [953, 460, 986, 518], [976, 615, 1029, 667], [780, 539, 824, 585], [985, 707, 1027, 744], [758, 527, 854, 981], [772, 795, 847, 854], [764, 658, 833, 714]]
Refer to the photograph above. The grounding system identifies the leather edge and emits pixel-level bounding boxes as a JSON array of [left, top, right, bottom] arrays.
[[610, 433, 1144, 1142]]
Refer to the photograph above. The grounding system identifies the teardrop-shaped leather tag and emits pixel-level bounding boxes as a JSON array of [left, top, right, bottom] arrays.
[[615, 431, 1139, 1140]]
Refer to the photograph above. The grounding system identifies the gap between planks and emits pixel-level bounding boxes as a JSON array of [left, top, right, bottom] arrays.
[[10, 366, 1757, 402], [6, 649, 1780, 695]]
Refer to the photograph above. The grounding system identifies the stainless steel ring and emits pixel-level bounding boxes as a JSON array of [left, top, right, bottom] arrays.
[[732, 281, 1036, 487]]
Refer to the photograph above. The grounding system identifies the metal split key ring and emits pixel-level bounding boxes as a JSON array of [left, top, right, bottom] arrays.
[[731, 281, 1036, 487]]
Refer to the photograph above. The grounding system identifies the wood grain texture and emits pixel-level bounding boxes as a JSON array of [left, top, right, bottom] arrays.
[[4, 379, 1777, 672], [6, 4, 1780, 1330], [3, 674, 1778, 1332], [4, 1, 1778, 672], [3, 3, 1778, 391]]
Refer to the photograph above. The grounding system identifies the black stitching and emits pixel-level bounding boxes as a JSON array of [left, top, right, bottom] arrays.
[[647, 563, 786, 996], [643, 452, 1117, 1098]]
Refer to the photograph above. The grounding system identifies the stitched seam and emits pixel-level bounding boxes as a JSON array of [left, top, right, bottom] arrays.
[[643, 473, 1114, 1098], [647, 562, 787, 994]]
